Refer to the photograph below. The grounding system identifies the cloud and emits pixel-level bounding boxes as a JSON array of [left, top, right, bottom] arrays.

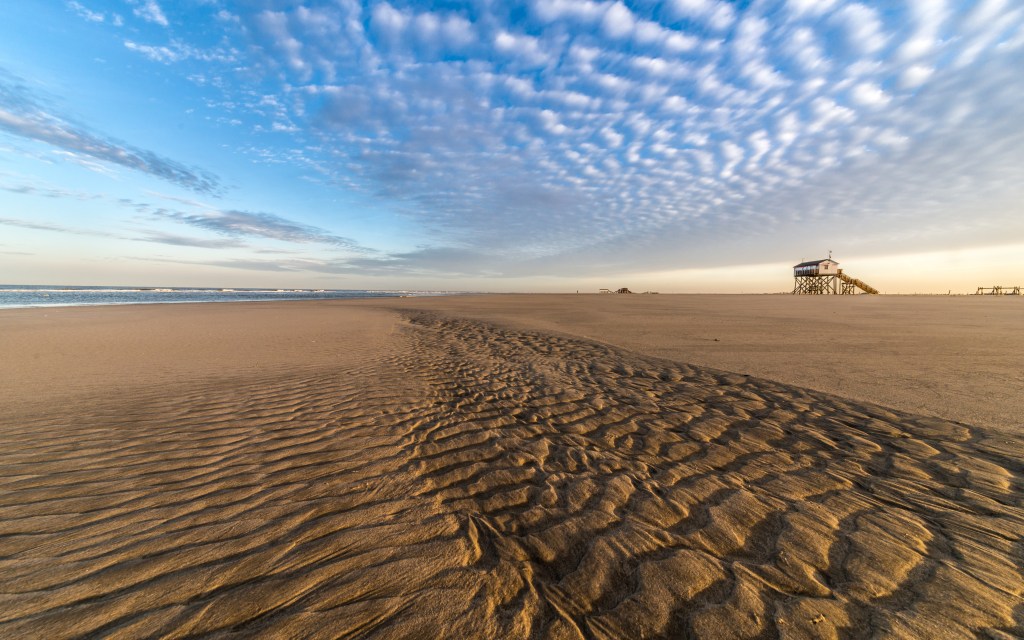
[[494, 30, 550, 67], [1, 182, 100, 201], [67, 1, 124, 26], [0, 216, 119, 238], [30, 0, 1021, 280], [131, 0, 168, 27], [142, 246, 501, 278], [900, 64, 933, 88], [0, 108, 220, 193], [602, 3, 637, 39], [786, 0, 838, 18], [370, 2, 407, 45], [256, 10, 311, 79], [897, 0, 948, 62], [67, 1, 104, 23], [0, 74, 220, 194], [124, 40, 237, 64], [157, 208, 367, 250], [133, 231, 245, 249], [785, 27, 829, 72], [1, 181, 367, 255], [364, 3, 476, 59], [532, 0, 607, 24], [834, 3, 886, 54], [667, 0, 736, 30], [849, 82, 890, 107]]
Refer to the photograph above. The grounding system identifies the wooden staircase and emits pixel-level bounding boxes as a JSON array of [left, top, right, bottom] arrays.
[[838, 272, 879, 294]]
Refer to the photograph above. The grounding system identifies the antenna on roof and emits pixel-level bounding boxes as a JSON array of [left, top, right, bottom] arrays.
[[828, 249, 832, 260]]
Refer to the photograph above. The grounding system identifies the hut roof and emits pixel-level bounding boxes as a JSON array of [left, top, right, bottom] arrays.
[[793, 258, 838, 268]]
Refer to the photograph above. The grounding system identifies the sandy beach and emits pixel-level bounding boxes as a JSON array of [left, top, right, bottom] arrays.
[[1, 295, 1022, 638]]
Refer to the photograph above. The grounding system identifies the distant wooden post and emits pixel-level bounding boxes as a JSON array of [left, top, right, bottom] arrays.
[[975, 285, 1021, 295]]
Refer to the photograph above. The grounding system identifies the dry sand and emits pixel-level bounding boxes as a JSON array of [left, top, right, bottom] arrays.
[[1, 296, 1021, 639], [379, 294, 1024, 435]]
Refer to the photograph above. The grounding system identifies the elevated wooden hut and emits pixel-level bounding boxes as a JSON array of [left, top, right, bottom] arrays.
[[793, 257, 878, 295]]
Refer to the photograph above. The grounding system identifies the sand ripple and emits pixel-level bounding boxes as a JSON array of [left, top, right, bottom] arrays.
[[1, 312, 1022, 638]]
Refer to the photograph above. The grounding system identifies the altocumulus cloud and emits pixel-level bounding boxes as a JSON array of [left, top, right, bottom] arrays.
[[184, 1, 1024, 265], [59, 0, 1024, 276]]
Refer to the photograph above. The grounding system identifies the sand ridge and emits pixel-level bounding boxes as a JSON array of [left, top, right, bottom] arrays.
[[368, 293, 1024, 434], [1, 306, 1021, 638]]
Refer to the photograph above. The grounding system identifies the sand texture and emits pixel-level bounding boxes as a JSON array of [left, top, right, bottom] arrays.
[[1, 299, 1022, 639], [380, 294, 1024, 435]]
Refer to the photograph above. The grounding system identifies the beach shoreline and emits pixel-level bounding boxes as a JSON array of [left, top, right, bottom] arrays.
[[6, 293, 1019, 432]]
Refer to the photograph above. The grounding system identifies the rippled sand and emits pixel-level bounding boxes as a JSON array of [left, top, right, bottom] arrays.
[[1, 300, 1021, 638]]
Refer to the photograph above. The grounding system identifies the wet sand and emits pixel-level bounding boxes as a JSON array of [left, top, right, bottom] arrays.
[[1, 296, 1021, 638]]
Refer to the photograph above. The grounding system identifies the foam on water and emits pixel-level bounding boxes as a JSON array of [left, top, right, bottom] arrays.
[[0, 285, 456, 309]]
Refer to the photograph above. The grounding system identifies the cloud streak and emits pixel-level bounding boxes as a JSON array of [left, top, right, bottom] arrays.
[[132, 231, 246, 249], [156, 208, 368, 251], [0, 216, 119, 238], [0, 72, 220, 194]]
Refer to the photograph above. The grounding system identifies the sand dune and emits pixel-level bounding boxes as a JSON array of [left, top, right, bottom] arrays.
[[1, 303, 1022, 638]]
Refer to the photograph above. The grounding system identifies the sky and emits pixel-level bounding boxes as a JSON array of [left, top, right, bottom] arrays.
[[0, 0, 1022, 293]]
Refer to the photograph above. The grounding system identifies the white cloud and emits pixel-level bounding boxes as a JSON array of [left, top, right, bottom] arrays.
[[661, 95, 688, 113], [124, 40, 237, 64], [955, 1, 1022, 67], [124, 41, 178, 63], [850, 82, 889, 107], [668, 0, 735, 30], [531, 0, 607, 24], [370, 2, 407, 45], [630, 56, 681, 78], [72, 0, 1022, 277], [256, 11, 310, 79], [494, 30, 549, 67], [897, 0, 948, 62], [775, 111, 801, 147], [742, 58, 787, 88], [663, 31, 700, 53], [963, 0, 1009, 32], [0, 80, 219, 193], [132, 0, 168, 27], [809, 96, 855, 128], [747, 130, 771, 166], [720, 140, 744, 178], [786, 0, 837, 17], [835, 3, 886, 54], [733, 15, 768, 59], [900, 64, 933, 88], [786, 27, 828, 71], [67, 1, 104, 22], [439, 15, 475, 49], [599, 127, 624, 148], [602, 2, 637, 39]]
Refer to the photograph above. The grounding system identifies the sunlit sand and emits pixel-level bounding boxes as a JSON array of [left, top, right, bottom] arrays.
[[1, 296, 1021, 638]]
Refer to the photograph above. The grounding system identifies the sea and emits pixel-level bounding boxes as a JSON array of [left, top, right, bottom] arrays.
[[0, 285, 454, 309]]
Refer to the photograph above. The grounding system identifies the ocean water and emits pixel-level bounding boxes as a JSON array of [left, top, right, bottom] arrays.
[[0, 285, 453, 309]]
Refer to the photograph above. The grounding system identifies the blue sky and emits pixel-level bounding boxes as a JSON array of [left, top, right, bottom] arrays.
[[1, 1, 1022, 292]]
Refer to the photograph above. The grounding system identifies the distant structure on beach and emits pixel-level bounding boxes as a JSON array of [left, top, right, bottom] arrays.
[[793, 256, 879, 295], [599, 288, 634, 294], [975, 286, 1021, 295]]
